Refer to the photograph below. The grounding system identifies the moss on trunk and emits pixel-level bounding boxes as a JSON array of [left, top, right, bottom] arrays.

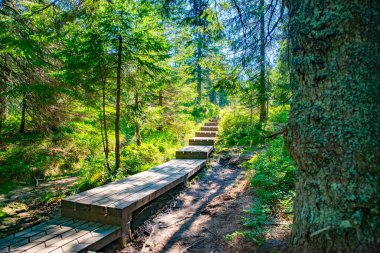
[[285, 0, 380, 251]]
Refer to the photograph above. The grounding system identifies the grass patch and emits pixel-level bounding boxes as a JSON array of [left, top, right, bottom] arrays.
[[220, 105, 295, 245]]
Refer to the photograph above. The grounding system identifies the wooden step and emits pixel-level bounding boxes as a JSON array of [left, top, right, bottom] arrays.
[[195, 131, 217, 137], [200, 126, 218, 131], [176, 146, 213, 159], [189, 137, 216, 146], [204, 122, 218, 126], [0, 218, 120, 253], [61, 159, 206, 245]]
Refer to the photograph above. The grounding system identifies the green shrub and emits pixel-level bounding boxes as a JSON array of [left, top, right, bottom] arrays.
[[241, 137, 295, 244], [120, 143, 162, 176], [191, 101, 220, 122], [219, 110, 261, 146]]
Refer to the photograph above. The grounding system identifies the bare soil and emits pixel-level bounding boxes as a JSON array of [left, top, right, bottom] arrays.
[[120, 151, 290, 253]]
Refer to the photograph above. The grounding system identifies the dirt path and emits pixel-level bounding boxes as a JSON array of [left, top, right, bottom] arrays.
[[0, 176, 77, 237], [120, 150, 290, 253], [119, 152, 253, 253]]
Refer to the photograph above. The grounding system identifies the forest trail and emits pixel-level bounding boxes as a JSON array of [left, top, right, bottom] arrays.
[[123, 150, 290, 253]]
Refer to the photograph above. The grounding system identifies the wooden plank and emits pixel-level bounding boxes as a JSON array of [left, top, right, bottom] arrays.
[[9, 219, 90, 252], [195, 131, 217, 137], [189, 137, 216, 146], [69, 162, 190, 206], [176, 146, 213, 159], [200, 126, 218, 131], [62, 159, 194, 207], [64, 159, 203, 207], [62, 159, 205, 225], [20, 223, 118, 253], [204, 122, 218, 126]]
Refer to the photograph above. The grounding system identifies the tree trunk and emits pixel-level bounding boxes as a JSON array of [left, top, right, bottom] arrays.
[[158, 90, 163, 107], [135, 92, 141, 147], [102, 79, 111, 174], [196, 38, 202, 105], [157, 90, 163, 132], [19, 96, 27, 133], [284, 0, 380, 252], [115, 34, 122, 171], [195, 0, 202, 105], [259, 0, 267, 123], [0, 54, 9, 133]]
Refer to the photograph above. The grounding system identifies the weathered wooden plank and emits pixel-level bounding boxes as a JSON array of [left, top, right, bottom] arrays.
[[17, 222, 118, 253], [62, 159, 195, 208], [204, 122, 218, 126], [176, 146, 213, 159], [195, 131, 217, 137], [61, 159, 205, 226], [9, 220, 90, 252], [189, 137, 216, 146], [200, 126, 218, 131]]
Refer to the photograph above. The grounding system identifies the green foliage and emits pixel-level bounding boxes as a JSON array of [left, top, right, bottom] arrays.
[[0, 209, 7, 223], [120, 143, 161, 175], [219, 108, 261, 146], [241, 137, 295, 244], [191, 101, 220, 122], [219, 106, 295, 245]]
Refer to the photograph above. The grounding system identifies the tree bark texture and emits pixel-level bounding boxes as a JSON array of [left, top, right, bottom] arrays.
[[115, 34, 122, 171], [284, 0, 380, 252]]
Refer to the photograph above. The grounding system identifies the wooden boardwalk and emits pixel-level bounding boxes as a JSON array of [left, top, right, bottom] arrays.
[[0, 218, 120, 253], [0, 118, 219, 252]]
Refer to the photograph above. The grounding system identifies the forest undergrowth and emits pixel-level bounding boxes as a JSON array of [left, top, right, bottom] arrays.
[[218, 105, 295, 246], [0, 101, 219, 228]]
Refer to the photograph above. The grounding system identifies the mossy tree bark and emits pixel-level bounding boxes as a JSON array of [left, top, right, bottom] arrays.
[[285, 0, 380, 252]]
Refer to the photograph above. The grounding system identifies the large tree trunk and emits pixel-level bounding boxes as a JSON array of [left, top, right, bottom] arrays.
[[259, 0, 267, 123], [115, 34, 122, 171], [285, 0, 380, 252]]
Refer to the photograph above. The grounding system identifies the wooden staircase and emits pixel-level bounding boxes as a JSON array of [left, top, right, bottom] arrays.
[[0, 117, 219, 253]]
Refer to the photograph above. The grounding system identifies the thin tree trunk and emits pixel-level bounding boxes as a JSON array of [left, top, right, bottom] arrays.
[[115, 34, 122, 171], [259, 0, 267, 123], [0, 54, 9, 133], [157, 90, 163, 132], [195, 0, 202, 105], [135, 92, 141, 147], [19, 96, 26, 133], [196, 46, 202, 104], [158, 90, 163, 107], [102, 79, 111, 173], [285, 0, 380, 251]]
